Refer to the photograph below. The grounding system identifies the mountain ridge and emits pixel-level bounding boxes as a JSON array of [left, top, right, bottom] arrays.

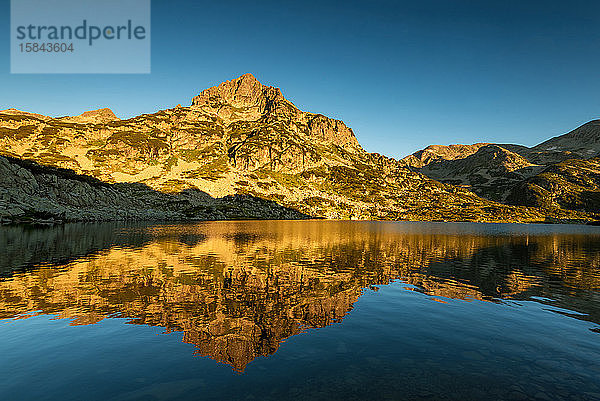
[[404, 120, 600, 213], [0, 73, 598, 223]]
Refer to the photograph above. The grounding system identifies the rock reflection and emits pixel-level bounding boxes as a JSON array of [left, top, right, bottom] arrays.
[[0, 221, 599, 371]]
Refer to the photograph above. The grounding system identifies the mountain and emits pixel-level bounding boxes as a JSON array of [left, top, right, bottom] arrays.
[[0, 108, 51, 121], [403, 143, 492, 168], [0, 73, 597, 223], [404, 120, 600, 214], [528, 120, 600, 164], [61, 108, 120, 124], [405, 121, 600, 171], [506, 157, 600, 212], [415, 145, 545, 201]]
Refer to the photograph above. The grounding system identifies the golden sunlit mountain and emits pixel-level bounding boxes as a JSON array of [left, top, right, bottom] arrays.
[[2, 74, 597, 224]]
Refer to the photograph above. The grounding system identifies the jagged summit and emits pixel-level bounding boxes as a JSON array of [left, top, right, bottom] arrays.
[[191, 73, 287, 118], [190, 73, 361, 151], [192, 73, 284, 107]]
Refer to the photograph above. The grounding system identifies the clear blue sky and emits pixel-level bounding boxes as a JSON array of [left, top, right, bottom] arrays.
[[1, 0, 599, 158]]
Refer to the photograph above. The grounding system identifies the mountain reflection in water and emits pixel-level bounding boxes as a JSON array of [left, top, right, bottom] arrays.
[[0, 221, 599, 372]]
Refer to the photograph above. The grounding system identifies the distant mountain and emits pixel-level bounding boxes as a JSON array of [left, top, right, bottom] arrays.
[[528, 120, 600, 163], [415, 145, 544, 202], [506, 157, 600, 212], [404, 120, 600, 214], [0, 108, 51, 121], [0, 74, 597, 223], [403, 143, 492, 169], [60, 108, 120, 124]]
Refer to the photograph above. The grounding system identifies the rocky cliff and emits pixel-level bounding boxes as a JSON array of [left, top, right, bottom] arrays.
[[1, 74, 598, 223]]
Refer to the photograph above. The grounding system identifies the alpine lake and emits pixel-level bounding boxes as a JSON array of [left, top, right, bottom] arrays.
[[1, 221, 599, 401]]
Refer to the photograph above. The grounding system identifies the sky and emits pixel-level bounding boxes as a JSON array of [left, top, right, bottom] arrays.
[[1, 0, 600, 158]]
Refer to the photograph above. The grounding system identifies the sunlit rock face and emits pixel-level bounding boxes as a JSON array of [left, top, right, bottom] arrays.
[[61, 108, 120, 124], [191, 74, 360, 151], [191, 73, 292, 122], [1, 74, 578, 223], [1, 221, 598, 372]]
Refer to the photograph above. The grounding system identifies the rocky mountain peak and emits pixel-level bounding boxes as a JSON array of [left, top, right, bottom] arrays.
[[403, 143, 492, 168], [191, 73, 290, 121], [58, 108, 119, 124], [533, 119, 600, 158], [79, 108, 118, 120], [188, 74, 361, 152]]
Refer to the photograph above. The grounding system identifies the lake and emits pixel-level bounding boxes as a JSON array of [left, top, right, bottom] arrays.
[[1, 221, 599, 400]]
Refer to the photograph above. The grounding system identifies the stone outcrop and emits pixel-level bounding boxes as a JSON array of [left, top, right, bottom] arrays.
[[62, 108, 119, 124]]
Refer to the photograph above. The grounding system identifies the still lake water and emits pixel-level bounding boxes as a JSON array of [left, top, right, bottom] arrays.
[[0, 221, 599, 401]]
